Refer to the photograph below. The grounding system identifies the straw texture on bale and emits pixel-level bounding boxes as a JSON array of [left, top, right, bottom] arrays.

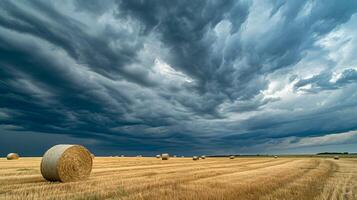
[[156, 155, 161, 158], [91, 154, 95, 159], [161, 153, 169, 160], [7, 153, 19, 160], [193, 156, 199, 160], [229, 155, 235, 159], [40, 144, 93, 182]]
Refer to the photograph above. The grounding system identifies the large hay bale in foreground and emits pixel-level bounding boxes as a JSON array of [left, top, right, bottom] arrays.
[[41, 144, 93, 182], [193, 156, 199, 160], [161, 153, 169, 160], [156, 155, 161, 158], [229, 155, 235, 159], [7, 153, 19, 160]]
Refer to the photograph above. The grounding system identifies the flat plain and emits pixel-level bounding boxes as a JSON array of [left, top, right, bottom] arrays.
[[0, 157, 356, 200]]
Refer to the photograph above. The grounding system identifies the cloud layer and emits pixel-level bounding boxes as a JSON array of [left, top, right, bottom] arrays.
[[1, 0, 357, 155]]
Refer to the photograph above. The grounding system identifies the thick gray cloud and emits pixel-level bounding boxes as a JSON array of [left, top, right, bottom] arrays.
[[294, 69, 357, 93], [1, 0, 357, 155]]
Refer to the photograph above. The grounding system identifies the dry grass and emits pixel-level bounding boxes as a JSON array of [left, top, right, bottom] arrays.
[[0, 157, 356, 200]]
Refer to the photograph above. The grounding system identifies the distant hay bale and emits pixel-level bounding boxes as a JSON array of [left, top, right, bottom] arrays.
[[274, 156, 278, 159], [121, 155, 124, 157], [161, 153, 169, 160], [229, 155, 235, 159], [193, 156, 199, 160], [40, 144, 93, 182], [156, 155, 161, 158], [201, 155, 206, 159], [173, 155, 177, 158], [7, 153, 19, 160], [334, 156, 339, 160], [181, 156, 184, 158]]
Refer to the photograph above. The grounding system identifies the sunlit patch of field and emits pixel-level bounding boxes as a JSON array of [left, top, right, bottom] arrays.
[[0, 157, 356, 200]]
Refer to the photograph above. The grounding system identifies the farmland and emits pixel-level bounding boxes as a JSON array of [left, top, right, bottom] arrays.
[[0, 157, 356, 200]]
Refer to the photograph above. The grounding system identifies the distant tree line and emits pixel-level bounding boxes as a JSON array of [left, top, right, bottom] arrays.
[[316, 152, 349, 155]]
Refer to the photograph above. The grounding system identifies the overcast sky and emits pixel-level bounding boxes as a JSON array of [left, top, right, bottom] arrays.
[[1, 0, 357, 156]]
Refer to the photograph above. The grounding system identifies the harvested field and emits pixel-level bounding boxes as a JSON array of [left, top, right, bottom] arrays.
[[0, 157, 356, 200]]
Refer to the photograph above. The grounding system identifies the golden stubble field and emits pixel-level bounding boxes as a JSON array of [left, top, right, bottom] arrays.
[[0, 157, 356, 200]]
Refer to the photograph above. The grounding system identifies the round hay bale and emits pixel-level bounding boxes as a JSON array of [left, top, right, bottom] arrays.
[[200, 155, 206, 159], [193, 156, 199, 160], [121, 155, 124, 157], [7, 153, 19, 160], [334, 156, 339, 160], [274, 155, 278, 159], [156, 154, 161, 158], [229, 155, 235, 159], [161, 153, 169, 160], [40, 144, 93, 182]]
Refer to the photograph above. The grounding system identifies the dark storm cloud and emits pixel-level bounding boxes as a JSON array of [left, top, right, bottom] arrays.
[[117, 0, 257, 103], [0, 0, 158, 86], [116, 0, 357, 111], [294, 69, 357, 93], [1, 0, 357, 155]]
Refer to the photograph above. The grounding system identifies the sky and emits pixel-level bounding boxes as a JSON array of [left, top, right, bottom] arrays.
[[1, 0, 357, 156]]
